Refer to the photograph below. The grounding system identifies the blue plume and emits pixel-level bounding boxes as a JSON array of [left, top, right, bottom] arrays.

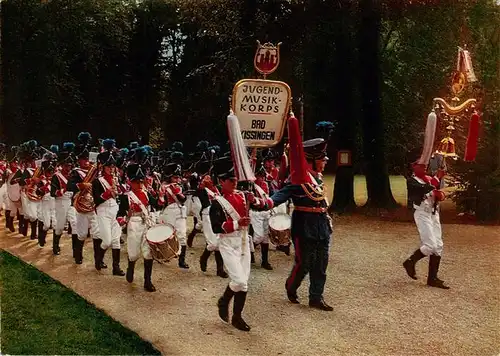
[[142, 145, 153, 156], [170, 151, 184, 162], [315, 121, 335, 139], [132, 147, 148, 163], [172, 141, 183, 152], [63, 142, 75, 152], [119, 148, 129, 156], [102, 138, 116, 151], [50, 145, 59, 154], [78, 132, 92, 144], [196, 141, 209, 151], [27, 140, 38, 150]]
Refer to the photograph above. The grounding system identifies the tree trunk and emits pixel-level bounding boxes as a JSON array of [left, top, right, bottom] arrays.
[[358, 0, 398, 210], [330, 3, 357, 214]]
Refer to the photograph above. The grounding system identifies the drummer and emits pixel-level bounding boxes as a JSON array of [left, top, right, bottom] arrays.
[[249, 163, 273, 270], [4, 147, 21, 233], [159, 151, 189, 269], [118, 161, 163, 292]]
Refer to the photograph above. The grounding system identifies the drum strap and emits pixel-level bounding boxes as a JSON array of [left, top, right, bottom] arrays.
[[55, 172, 68, 186], [128, 191, 150, 216], [166, 185, 182, 207], [215, 196, 242, 223], [205, 187, 218, 200], [254, 184, 268, 199]]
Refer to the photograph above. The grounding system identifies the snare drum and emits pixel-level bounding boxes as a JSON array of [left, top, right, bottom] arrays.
[[145, 223, 180, 263], [268, 213, 291, 246]]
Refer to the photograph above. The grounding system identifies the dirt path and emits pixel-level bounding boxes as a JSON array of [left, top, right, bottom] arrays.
[[1, 216, 499, 356]]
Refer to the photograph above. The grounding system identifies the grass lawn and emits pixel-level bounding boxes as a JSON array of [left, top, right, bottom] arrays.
[[325, 175, 409, 205], [0, 251, 160, 355]]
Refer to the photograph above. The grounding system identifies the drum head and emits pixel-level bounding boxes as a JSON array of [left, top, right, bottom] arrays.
[[269, 213, 291, 230], [146, 224, 175, 243]]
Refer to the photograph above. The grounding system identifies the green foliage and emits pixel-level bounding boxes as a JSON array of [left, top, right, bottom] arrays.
[[451, 0, 500, 222], [0, 251, 160, 355]]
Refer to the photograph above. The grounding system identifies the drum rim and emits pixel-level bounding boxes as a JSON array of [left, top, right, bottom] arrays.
[[146, 223, 177, 244]]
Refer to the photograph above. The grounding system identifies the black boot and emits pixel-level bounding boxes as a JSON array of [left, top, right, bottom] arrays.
[[427, 255, 450, 289], [403, 249, 426, 280], [144, 259, 156, 292], [214, 251, 228, 278], [126, 260, 136, 283], [232, 291, 251, 331], [19, 215, 27, 236], [6, 211, 15, 232], [250, 252, 255, 264], [37, 221, 46, 247], [200, 247, 211, 272], [71, 235, 78, 258], [187, 228, 199, 248], [29, 220, 38, 240], [52, 232, 61, 255], [178, 245, 189, 269], [112, 249, 125, 276], [309, 298, 334, 311], [74, 238, 83, 264], [261, 243, 273, 270], [93, 239, 107, 270], [217, 285, 234, 322]]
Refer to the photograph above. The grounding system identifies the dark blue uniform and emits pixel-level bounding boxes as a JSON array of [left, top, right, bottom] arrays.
[[271, 173, 332, 304]]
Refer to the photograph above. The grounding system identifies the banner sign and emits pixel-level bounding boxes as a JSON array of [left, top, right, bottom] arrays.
[[231, 79, 291, 148]]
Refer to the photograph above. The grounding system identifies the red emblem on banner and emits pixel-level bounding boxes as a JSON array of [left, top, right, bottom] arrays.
[[254, 41, 281, 76]]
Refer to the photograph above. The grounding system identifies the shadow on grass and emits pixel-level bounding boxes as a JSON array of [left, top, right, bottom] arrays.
[[0, 251, 160, 355]]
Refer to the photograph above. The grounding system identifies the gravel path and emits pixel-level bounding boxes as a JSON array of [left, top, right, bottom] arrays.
[[1, 216, 499, 356]]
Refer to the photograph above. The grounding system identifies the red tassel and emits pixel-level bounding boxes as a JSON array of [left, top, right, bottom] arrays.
[[464, 111, 480, 162], [287, 114, 310, 184]]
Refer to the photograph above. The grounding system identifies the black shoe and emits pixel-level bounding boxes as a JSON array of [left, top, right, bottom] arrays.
[[126, 260, 136, 283], [93, 239, 104, 270], [403, 249, 426, 280], [231, 315, 251, 332], [178, 245, 189, 269], [218, 285, 234, 323], [112, 249, 125, 276], [261, 262, 273, 270], [144, 259, 156, 292], [200, 248, 211, 272], [309, 299, 333, 311], [287, 291, 299, 304], [187, 229, 198, 248], [427, 278, 450, 289]]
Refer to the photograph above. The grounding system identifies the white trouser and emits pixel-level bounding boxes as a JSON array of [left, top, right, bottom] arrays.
[[202, 209, 219, 251], [189, 196, 203, 230], [0, 184, 6, 210], [54, 194, 76, 235], [250, 210, 271, 244], [21, 191, 39, 221], [219, 231, 251, 292], [6, 197, 22, 216], [37, 194, 55, 230], [96, 199, 121, 250], [75, 210, 98, 241], [127, 217, 152, 261], [160, 203, 187, 246], [414, 208, 443, 256]]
